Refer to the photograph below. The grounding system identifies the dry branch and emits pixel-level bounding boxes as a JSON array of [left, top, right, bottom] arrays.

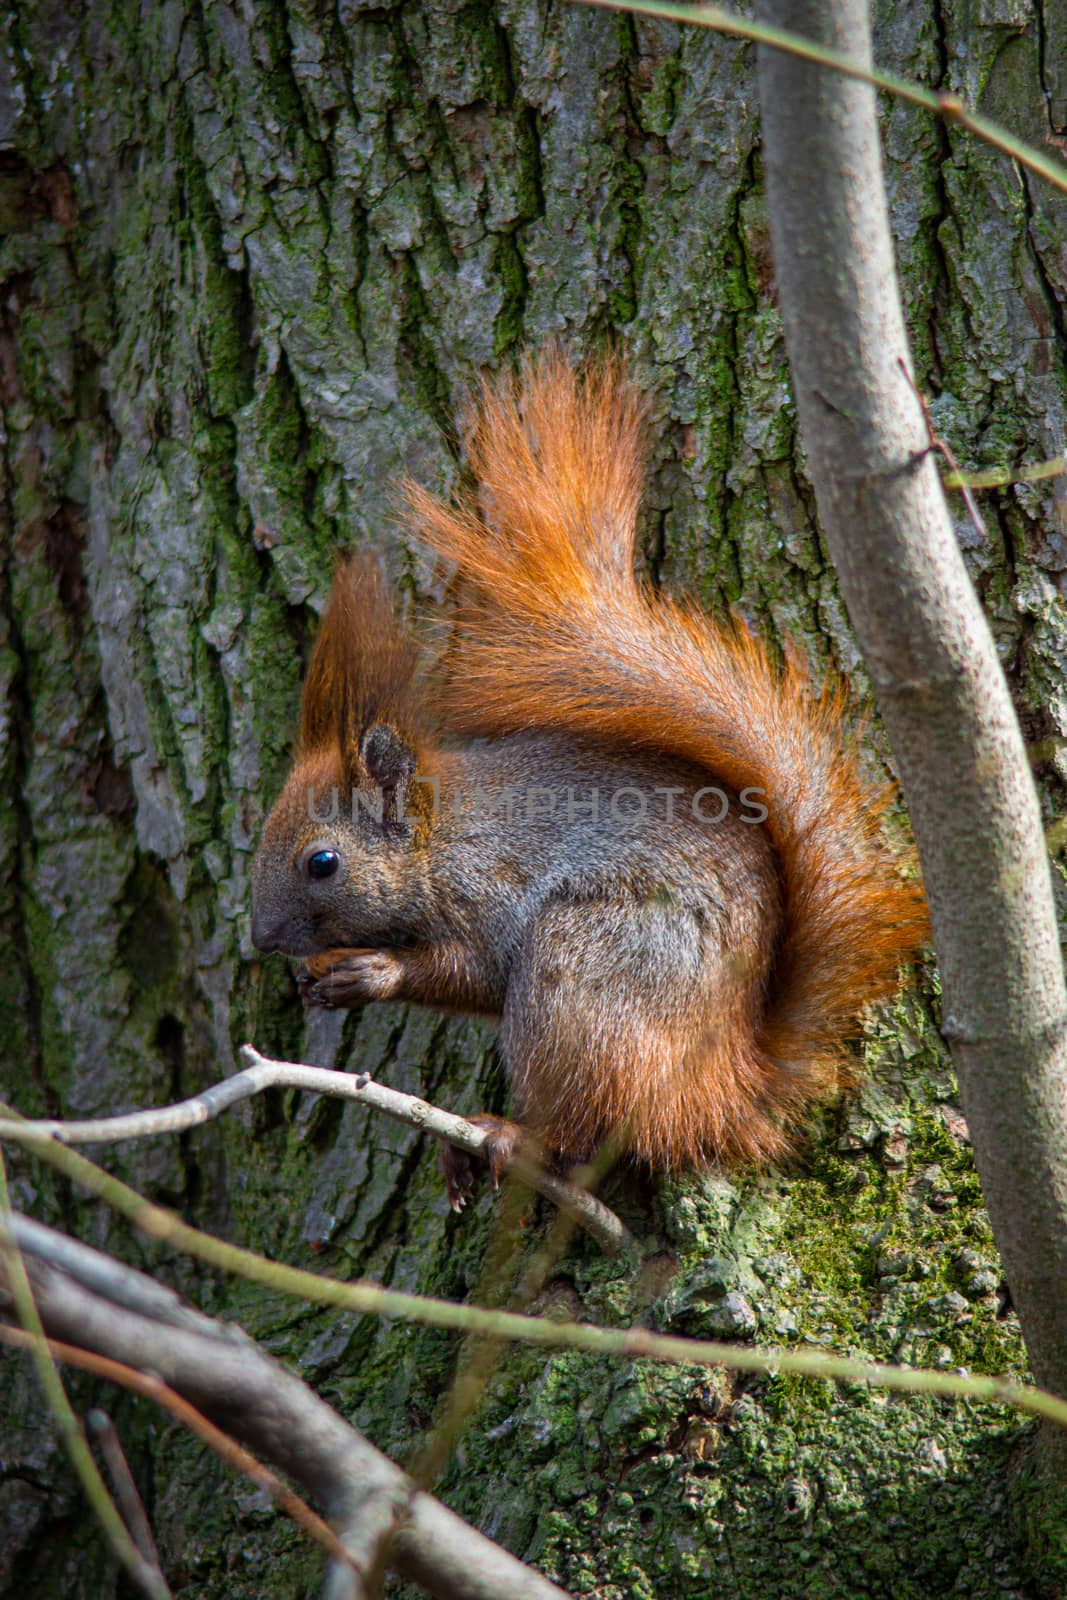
[[576, 0, 1067, 196], [0, 1215, 573, 1600], [0, 1046, 631, 1257], [0, 1326, 361, 1574], [85, 1410, 167, 1577]]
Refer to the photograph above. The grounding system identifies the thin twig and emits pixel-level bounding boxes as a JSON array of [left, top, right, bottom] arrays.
[[0, 1047, 632, 1257], [1, 1130, 1062, 1433], [408, 1142, 620, 1500], [86, 1411, 166, 1573], [3, 1220, 574, 1600], [343, 1179, 544, 1600], [572, 0, 1067, 197], [359, 1155, 628, 1590], [897, 360, 987, 541], [1, 1330, 360, 1574], [944, 455, 1067, 491], [0, 1155, 172, 1600]]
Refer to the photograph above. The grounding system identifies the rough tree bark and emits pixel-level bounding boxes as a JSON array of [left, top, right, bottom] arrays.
[[0, 1, 1064, 1598]]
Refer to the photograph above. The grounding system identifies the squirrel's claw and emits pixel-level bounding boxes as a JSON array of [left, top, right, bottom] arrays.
[[440, 1115, 528, 1210], [295, 948, 405, 1009], [441, 1144, 477, 1210], [295, 964, 334, 1008]]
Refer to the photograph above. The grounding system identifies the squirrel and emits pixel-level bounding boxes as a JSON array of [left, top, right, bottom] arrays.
[[251, 350, 928, 1204]]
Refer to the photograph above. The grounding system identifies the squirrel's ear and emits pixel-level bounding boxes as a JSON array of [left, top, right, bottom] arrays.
[[361, 723, 417, 788], [359, 723, 417, 824]]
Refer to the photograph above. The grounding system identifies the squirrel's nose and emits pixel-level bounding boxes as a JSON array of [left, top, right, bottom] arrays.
[[251, 904, 292, 953], [251, 910, 279, 953], [251, 903, 311, 957]]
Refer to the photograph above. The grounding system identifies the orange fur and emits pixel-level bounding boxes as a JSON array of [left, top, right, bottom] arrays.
[[403, 350, 929, 1161], [299, 552, 425, 768]]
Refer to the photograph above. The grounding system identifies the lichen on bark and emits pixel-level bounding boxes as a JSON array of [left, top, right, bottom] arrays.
[[0, 0, 1064, 1595]]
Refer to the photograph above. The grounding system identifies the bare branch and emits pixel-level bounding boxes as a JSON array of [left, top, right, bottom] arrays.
[[0, 1331, 360, 1575], [0, 1218, 573, 1600], [4, 1189, 1067, 1433], [756, 0, 1067, 1407], [897, 360, 986, 543], [0, 1046, 632, 1257], [945, 455, 1067, 491], [0, 1154, 172, 1600]]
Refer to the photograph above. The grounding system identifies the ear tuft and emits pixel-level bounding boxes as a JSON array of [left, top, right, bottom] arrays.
[[298, 553, 425, 761]]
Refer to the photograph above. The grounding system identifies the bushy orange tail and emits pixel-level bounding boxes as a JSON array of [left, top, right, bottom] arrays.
[[406, 350, 928, 1102]]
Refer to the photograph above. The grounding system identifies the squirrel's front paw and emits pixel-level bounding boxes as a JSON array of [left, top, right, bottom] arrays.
[[296, 948, 405, 1009]]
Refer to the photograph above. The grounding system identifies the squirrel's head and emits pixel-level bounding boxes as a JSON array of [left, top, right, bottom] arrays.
[[251, 556, 433, 958]]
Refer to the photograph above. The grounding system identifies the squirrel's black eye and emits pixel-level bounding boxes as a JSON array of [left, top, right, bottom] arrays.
[[306, 849, 340, 881]]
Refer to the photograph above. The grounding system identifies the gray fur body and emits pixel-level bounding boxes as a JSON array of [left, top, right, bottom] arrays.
[[252, 728, 778, 1025]]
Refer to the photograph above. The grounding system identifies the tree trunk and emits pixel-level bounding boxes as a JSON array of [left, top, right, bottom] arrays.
[[759, 0, 1067, 1517], [0, 2, 1064, 1597]]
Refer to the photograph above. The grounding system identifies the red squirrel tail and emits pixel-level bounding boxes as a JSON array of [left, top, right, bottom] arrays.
[[405, 350, 929, 1149]]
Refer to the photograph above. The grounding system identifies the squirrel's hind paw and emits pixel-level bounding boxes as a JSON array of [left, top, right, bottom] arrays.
[[441, 1114, 526, 1210]]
